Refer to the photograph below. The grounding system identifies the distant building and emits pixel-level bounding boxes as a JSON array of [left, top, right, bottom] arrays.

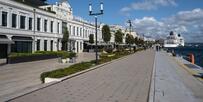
[[109, 24, 138, 44], [109, 25, 124, 43]]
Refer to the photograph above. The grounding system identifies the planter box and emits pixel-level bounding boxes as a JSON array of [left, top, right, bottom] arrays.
[[61, 59, 67, 63], [44, 77, 62, 83], [107, 54, 115, 57], [59, 58, 70, 63], [8, 54, 58, 64]]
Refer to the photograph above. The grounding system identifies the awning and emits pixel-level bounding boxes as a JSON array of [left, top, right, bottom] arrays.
[[0, 38, 14, 44], [12, 36, 33, 42]]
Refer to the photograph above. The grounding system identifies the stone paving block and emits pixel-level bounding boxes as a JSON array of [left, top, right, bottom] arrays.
[[9, 50, 155, 102]]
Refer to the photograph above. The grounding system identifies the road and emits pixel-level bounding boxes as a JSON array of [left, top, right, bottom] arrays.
[[10, 50, 155, 102]]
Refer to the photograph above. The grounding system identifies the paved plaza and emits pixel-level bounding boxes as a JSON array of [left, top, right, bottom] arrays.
[[9, 50, 155, 102], [1, 50, 203, 102], [0, 52, 95, 100]]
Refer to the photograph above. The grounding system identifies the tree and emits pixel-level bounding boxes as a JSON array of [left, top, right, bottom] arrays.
[[62, 27, 69, 51], [125, 34, 134, 51], [115, 30, 124, 44], [125, 34, 134, 45], [134, 37, 139, 45], [89, 34, 94, 44], [102, 25, 111, 43], [138, 38, 144, 46]]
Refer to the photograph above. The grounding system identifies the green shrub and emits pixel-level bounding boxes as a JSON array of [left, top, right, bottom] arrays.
[[8, 52, 42, 58], [60, 52, 70, 59], [69, 52, 77, 58], [105, 48, 113, 53], [40, 61, 94, 83], [8, 51, 75, 58]]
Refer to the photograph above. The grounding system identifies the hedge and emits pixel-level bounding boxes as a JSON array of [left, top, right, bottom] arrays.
[[41, 61, 95, 83], [8, 51, 76, 59]]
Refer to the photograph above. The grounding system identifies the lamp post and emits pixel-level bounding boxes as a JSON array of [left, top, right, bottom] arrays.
[[127, 20, 132, 35], [89, 1, 104, 64], [33, 9, 36, 52]]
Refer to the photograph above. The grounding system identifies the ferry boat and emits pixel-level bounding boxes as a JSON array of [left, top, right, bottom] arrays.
[[164, 31, 184, 48]]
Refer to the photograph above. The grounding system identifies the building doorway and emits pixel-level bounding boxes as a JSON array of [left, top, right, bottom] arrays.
[[0, 44, 8, 59]]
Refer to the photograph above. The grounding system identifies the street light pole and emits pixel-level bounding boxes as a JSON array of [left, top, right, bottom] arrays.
[[127, 20, 132, 35], [33, 9, 36, 52], [89, 1, 104, 64], [95, 16, 98, 64]]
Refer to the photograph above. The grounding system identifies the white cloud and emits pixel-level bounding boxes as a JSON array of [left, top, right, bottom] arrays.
[[154, 0, 177, 6], [131, 1, 157, 10], [120, 0, 177, 13], [120, 7, 131, 12], [131, 8, 203, 42], [132, 17, 166, 36], [165, 8, 203, 25]]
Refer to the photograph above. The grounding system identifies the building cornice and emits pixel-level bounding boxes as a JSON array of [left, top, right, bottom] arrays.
[[0, 0, 62, 20]]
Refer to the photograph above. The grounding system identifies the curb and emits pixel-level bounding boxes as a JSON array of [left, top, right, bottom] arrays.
[[148, 52, 156, 102], [5, 52, 135, 102]]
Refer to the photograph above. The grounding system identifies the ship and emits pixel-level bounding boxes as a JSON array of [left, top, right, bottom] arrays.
[[164, 31, 184, 48]]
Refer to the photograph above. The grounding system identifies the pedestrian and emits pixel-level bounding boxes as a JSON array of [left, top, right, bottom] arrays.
[[156, 45, 158, 51], [133, 46, 136, 53]]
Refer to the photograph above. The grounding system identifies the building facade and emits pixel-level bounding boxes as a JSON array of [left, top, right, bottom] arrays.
[[109, 24, 138, 44], [0, 0, 102, 58]]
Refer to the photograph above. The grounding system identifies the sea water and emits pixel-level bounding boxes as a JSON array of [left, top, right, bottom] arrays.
[[172, 43, 203, 67]]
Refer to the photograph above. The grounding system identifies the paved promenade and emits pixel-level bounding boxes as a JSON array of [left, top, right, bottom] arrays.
[[9, 50, 155, 102], [153, 52, 203, 102], [0, 52, 95, 100]]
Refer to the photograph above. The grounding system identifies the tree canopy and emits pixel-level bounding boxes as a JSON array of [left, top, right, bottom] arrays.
[[115, 30, 124, 44], [134, 37, 146, 46], [134, 37, 139, 45], [138, 38, 144, 45], [125, 34, 134, 45], [102, 25, 111, 43]]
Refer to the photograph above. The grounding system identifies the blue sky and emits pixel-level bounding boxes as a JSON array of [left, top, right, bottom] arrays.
[[47, 0, 203, 42]]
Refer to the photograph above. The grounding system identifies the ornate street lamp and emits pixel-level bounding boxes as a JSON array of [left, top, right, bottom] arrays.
[[89, 1, 104, 64]]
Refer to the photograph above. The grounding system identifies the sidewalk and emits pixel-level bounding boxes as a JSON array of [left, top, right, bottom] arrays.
[[153, 52, 203, 102], [0, 52, 95, 100], [9, 50, 155, 102]]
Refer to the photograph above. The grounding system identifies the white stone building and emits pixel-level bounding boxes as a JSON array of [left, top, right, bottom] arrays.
[[0, 0, 102, 58], [109, 24, 138, 44]]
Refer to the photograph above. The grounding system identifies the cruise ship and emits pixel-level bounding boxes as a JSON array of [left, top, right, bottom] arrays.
[[164, 31, 184, 48]]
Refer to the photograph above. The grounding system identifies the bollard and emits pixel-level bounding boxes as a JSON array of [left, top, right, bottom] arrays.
[[188, 53, 195, 64]]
